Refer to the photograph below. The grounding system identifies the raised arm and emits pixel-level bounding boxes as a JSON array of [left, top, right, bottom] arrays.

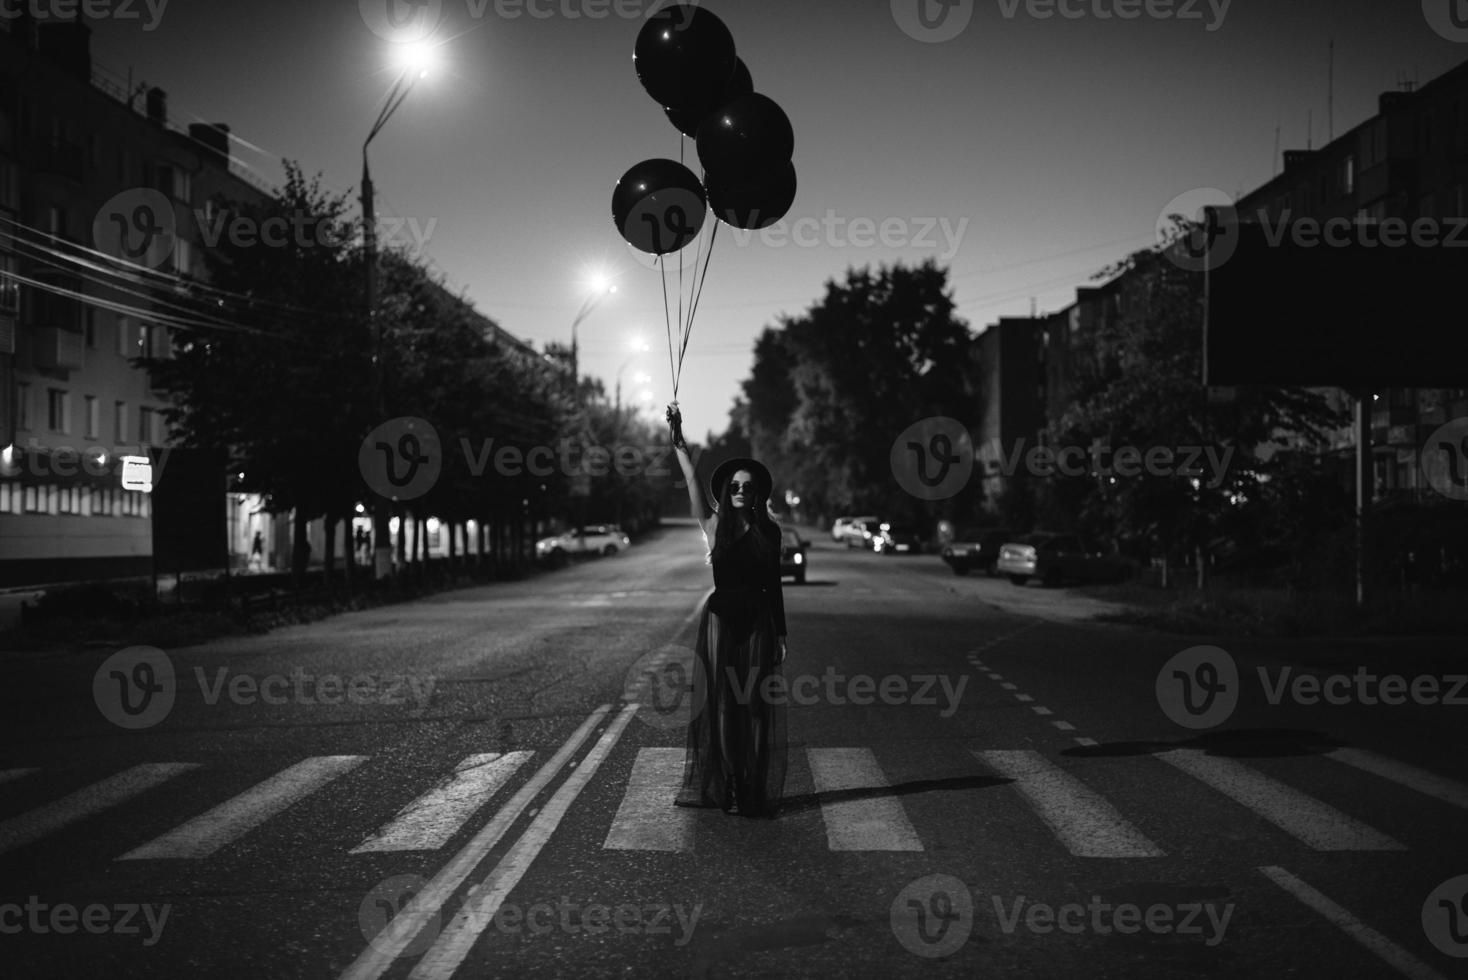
[[666, 403, 715, 539]]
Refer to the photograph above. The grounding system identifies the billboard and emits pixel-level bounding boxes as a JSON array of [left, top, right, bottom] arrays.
[[1204, 220, 1467, 388]]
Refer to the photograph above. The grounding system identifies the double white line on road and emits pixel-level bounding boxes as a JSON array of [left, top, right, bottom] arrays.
[[341, 704, 638, 980]]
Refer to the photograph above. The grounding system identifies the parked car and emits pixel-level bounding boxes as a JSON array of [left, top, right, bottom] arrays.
[[780, 528, 808, 583], [873, 522, 925, 555], [995, 532, 1135, 586], [843, 518, 885, 549], [831, 515, 878, 544], [535, 524, 631, 559], [940, 527, 1017, 576]]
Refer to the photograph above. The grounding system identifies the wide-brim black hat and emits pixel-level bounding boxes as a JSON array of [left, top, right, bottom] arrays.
[[708, 456, 773, 504]]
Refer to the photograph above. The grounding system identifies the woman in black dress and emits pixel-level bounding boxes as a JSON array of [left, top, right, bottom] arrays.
[[666, 403, 788, 818]]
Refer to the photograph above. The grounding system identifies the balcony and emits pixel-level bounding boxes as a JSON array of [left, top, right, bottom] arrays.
[[32, 325, 85, 371]]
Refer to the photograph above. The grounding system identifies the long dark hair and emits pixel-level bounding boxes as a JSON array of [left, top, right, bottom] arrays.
[[709, 472, 779, 564]]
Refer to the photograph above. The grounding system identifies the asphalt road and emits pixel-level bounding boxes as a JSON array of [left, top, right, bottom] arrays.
[[2, 519, 1466, 979]]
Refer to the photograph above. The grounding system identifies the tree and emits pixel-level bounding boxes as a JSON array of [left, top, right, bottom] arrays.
[[739, 259, 979, 529], [1048, 230, 1344, 586]]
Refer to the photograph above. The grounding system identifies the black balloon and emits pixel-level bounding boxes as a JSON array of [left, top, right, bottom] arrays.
[[664, 58, 752, 139], [696, 92, 794, 181], [633, 4, 736, 114], [611, 158, 707, 255], [706, 160, 796, 230]]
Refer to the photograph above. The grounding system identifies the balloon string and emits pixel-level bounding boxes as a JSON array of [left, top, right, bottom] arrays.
[[658, 253, 676, 396], [676, 219, 718, 392]]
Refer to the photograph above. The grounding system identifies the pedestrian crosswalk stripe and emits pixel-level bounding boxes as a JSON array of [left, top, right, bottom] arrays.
[[603, 748, 694, 852], [351, 752, 533, 854], [119, 756, 367, 860], [1158, 749, 1404, 851], [1260, 865, 1448, 980], [0, 768, 39, 785], [976, 750, 1163, 858], [807, 748, 922, 851], [0, 763, 199, 857], [1324, 748, 1468, 811]]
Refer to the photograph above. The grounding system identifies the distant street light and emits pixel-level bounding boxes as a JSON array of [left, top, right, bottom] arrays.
[[363, 41, 440, 582]]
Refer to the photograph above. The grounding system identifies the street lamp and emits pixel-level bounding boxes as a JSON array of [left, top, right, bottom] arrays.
[[569, 275, 616, 405], [614, 337, 652, 427], [362, 43, 439, 582]]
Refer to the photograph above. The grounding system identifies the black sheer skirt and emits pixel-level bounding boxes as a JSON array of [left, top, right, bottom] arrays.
[[675, 591, 788, 818]]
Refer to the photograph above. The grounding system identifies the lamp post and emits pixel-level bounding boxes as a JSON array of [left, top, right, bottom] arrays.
[[569, 279, 615, 407], [362, 50, 434, 582]]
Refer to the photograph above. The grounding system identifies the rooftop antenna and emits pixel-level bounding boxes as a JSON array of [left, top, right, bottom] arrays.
[[1306, 109, 1313, 150], [1327, 38, 1334, 142]]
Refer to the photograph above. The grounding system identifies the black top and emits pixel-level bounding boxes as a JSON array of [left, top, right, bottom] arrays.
[[708, 521, 787, 639]]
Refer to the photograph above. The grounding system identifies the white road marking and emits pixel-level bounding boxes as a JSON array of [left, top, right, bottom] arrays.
[[409, 704, 640, 979], [1324, 748, 1468, 810], [0, 763, 199, 857], [1259, 865, 1447, 980], [1158, 749, 1403, 851], [120, 755, 366, 860], [1073, 737, 1097, 747], [340, 706, 612, 980], [352, 752, 533, 854], [1031, 706, 1052, 716], [977, 750, 1162, 858], [807, 748, 922, 852], [987, 673, 1004, 681], [603, 747, 694, 852], [1015, 694, 1034, 703], [0, 768, 39, 784], [1052, 721, 1076, 732], [1000, 682, 1018, 691]]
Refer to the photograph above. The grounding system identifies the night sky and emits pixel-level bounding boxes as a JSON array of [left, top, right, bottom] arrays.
[[79, 0, 1465, 440]]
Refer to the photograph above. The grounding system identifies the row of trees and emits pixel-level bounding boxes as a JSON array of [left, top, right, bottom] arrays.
[[142, 163, 672, 587], [733, 239, 1350, 587]]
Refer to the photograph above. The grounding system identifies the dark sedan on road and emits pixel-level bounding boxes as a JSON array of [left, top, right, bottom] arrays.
[[940, 527, 1017, 576], [995, 532, 1136, 586], [780, 528, 808, 583]]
